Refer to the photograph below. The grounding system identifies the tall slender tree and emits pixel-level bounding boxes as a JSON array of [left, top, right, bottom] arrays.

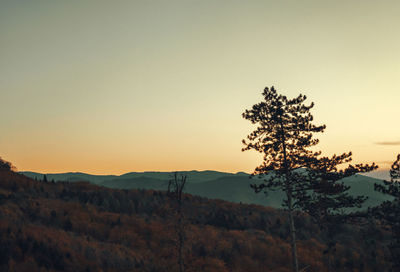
[[168, 172, 187, 272], [242, 86, 377, 272]]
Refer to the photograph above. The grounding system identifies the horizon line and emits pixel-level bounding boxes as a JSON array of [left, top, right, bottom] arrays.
[[18, 169, 251, 176]]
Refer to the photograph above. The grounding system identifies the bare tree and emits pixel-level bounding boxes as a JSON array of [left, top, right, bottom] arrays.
[[168, 172, 187, 272]]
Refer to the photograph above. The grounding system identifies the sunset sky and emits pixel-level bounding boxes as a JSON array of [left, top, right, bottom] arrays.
[[1, 0, 399, 174]]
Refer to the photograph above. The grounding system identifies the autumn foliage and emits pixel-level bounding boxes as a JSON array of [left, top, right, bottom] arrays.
[[0, 167, 390, 271]]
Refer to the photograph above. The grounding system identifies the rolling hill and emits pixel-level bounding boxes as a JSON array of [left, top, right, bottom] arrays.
[[21, 170, 391, 209], [1, 167, 389, 271]]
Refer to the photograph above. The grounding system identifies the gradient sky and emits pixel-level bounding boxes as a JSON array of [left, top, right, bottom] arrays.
[[1, 0, 399, 174]]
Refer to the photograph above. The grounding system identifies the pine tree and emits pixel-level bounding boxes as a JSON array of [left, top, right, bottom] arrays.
[[374, 154, 400, 269], [242, 86, 377, 271], [297, 156, 376, 271]]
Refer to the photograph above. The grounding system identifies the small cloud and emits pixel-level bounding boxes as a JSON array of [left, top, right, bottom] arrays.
[[375, 141, 400, 146], [377, 161, 394, 165]]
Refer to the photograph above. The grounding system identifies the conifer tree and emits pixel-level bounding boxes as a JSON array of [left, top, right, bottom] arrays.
[[296, 155, 376, 271], [242, 86, 377, 272], [374, 154, 400, 269]]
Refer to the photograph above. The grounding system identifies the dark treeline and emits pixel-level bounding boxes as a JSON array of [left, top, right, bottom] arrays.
[[0, 158, 394, 272]]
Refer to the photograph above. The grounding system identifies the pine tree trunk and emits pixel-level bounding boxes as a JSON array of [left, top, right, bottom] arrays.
[[286, 185, 299, 272], [280, 120, 299, 272]]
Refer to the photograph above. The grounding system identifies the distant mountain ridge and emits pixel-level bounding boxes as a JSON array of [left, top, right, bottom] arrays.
[[20, 170, 249, 184], [21, 170, 391, 210]]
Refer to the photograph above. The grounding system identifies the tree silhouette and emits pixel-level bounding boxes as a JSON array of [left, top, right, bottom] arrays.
[[242, 86, 377, 272], [297, 159, 376, 271], [0, 157, 16, 172], [374, 154, 400, 269], [391, 154, 400, 182], [168, 172, 187, 272]]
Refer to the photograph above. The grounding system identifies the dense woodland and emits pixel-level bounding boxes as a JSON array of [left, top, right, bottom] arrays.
[[0, 162, 394, 272]]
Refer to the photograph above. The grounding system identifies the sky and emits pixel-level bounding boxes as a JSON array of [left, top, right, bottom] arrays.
[[1, 0, 399, 175]]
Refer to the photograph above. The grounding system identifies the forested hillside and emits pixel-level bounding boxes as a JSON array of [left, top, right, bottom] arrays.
[[0, 168, 390, 271], [21, 171, 391, 210]]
